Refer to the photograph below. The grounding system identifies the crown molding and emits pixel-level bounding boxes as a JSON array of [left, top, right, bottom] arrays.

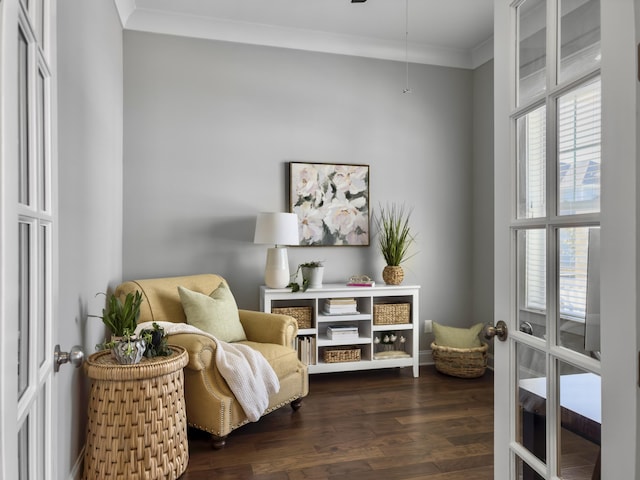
[[471, 36, 494, 69], [113, 0, 136, 28], [119, 7, 485, 70]]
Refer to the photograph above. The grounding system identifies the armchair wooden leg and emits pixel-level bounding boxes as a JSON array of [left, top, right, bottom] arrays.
[[211, 434, 227, 449], [291, 398, 303, 411]]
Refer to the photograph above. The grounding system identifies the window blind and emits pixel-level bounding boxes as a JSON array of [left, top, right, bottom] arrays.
[[523, 78, 601, 320], [558, 79, 601, 215]]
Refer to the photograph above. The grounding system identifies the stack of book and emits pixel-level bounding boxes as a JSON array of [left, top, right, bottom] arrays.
[[296, 336, 316, 365], [326, 324, 359, 341], [324, 298, 358, 315]]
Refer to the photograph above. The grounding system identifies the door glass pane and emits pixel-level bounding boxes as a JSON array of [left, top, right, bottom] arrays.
[[557, 227, 600, 356], [516, 455, 543, 480], [517, 106, 546, 219], [518, 0, 547, 105], [19, 223, 31, 399], [37, 0, 46, 48], [18, 417, 29, 480], [557, 361, 601, 479], [37, 385, 46, 480], [557, 78, 601, 216], [38, 225, 48, 367], [18, 26, 30, 206], [37, 66, 48, 212], [517, 343, 547, 467], [518, 229, 547, 340], [559, 0, 600, 83]]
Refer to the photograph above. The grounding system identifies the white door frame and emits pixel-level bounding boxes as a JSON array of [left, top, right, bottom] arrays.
[[0, 0, 22, 472], [493, 0, 639, 478], [0, 0, 57, 478]]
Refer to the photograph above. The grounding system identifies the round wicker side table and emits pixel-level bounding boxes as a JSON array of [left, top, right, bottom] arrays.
[[83, 346, 189, 480]]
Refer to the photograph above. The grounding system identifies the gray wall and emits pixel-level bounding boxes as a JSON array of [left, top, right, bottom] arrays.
[[123, 31, 476, 349], [57, 1, 123, 477], [472, 60, 494, 326]]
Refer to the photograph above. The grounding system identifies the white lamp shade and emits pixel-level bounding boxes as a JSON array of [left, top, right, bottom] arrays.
[[254, 212, 299, 246]]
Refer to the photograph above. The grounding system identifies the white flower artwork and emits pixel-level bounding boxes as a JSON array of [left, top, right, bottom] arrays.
[[289, 162, 370, 246]]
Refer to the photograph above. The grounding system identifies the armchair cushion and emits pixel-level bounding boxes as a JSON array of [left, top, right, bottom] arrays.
[[239, 341, 300, 378], [178, 283, 247, 342]]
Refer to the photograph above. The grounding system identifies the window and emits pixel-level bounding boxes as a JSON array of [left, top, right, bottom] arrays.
[[518, 78, 601, 326]]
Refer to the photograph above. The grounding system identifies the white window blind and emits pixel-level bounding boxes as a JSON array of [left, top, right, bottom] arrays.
[[558, 79, 601, 215], [525, 229, 546, 312], [559, 227, 591, 319], [523, 78, 601, 320], [518, 106, 546, 219]]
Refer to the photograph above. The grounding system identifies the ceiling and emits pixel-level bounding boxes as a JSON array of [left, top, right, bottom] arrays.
[[114, 0, 494, 69]]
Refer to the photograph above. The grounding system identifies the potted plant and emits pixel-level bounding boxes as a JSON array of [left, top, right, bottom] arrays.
[[300, 261, 325, 289], [92, 290, 147, 364], [110, 330, 147, 365], [91, 290, 143, 339], [374, 203, 416, 285], [288, 261, 325, 292], [139, 322, 172, 358]]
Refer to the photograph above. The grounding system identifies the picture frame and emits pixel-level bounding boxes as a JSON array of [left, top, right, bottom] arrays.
[[289, 162, 370, 246]]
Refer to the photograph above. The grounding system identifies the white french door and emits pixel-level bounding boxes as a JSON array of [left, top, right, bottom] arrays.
[[494, 0, 639, 479], [0, 0, 56, 478]]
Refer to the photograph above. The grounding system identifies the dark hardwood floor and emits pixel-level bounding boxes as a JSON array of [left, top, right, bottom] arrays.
[[182, 365, 495, 480]]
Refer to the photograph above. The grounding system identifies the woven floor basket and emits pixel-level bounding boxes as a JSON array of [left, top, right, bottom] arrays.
[[83, 346, 189, 480], [431, 342, 488, 378]]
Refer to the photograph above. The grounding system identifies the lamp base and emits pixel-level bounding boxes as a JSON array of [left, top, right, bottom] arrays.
[[264, 247, 290, 289]]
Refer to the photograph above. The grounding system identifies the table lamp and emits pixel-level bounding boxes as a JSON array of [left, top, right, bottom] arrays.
[[254, 212, 300, 288]]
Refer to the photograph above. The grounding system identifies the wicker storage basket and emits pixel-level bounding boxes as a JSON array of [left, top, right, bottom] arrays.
[[431, 342, 488, 378], [373, 303, 411, 325], [83, 346, 189, 480], [323, 346, 361, 363], [272, 306, 312, 329]]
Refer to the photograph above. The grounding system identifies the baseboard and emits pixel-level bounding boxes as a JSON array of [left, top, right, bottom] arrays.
[[68, 446, 84, 480], [419, 349, 434, 365]]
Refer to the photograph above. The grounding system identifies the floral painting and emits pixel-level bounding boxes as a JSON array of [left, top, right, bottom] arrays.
[[289, 162, 370, 246]]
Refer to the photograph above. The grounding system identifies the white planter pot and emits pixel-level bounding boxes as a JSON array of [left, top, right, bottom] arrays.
[[302, 266, 324, 289]]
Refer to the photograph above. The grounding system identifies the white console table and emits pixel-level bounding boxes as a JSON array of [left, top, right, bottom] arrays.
[[260, 284, 420, 377]]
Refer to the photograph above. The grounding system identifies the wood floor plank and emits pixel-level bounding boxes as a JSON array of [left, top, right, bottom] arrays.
[[179, 365, 595, 479]]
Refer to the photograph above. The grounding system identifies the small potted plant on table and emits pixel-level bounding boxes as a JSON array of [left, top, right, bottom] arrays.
[[288, 261, 324, 292], [92, 290, 147, 364]]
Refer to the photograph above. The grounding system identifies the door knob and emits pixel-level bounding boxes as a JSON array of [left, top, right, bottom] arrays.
[[54, 345, 85, 372], [484, 321, 508, 342]]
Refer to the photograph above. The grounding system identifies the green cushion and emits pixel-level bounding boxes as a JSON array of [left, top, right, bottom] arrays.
[[178, 282, 247, 342], [433, 322, 483, 348]]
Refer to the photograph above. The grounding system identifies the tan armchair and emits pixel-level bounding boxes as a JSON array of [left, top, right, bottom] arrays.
[[115, 274, 309, 448]]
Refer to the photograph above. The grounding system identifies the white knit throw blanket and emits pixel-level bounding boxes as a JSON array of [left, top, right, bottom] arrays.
[[136, 321, 280, 422]]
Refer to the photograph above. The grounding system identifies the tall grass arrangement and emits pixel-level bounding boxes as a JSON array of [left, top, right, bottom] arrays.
[[375, 203, 416, 266]]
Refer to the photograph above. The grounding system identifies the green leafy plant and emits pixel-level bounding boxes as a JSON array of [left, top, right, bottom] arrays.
[[374, 203, 416, 266], [287, 261, 324, 292], [95, 327, 133, 352], [91, 291, 143, 337], [139, 322, 172, 358], [300, 261, 324, 268]]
